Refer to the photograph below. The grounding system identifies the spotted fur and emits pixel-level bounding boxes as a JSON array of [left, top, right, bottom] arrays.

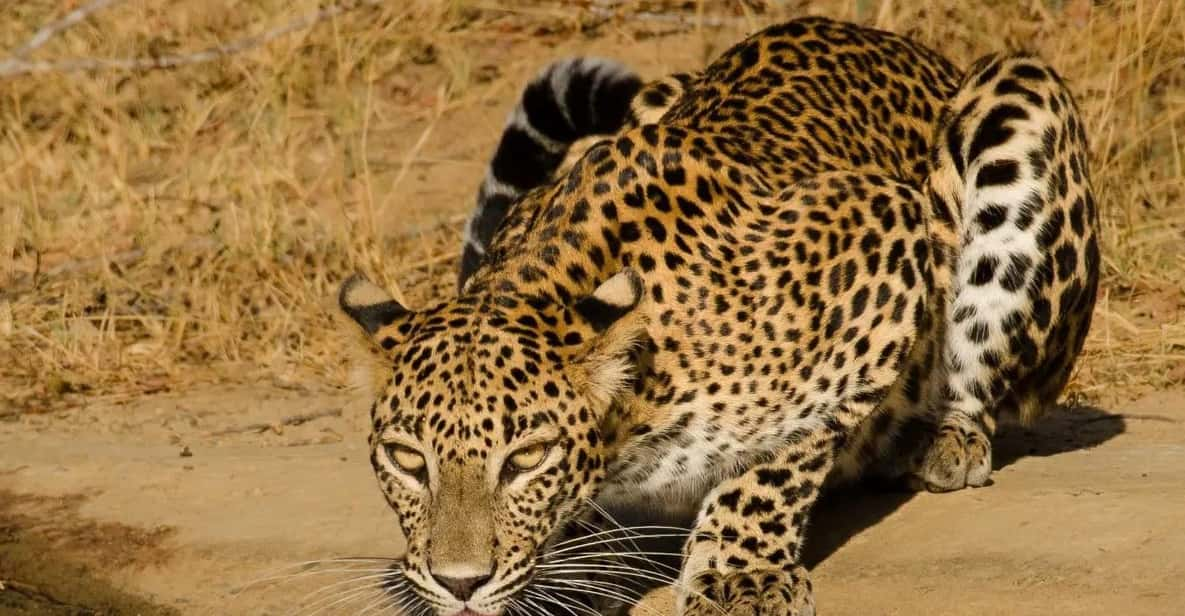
[[341, 17, 1098, 616]]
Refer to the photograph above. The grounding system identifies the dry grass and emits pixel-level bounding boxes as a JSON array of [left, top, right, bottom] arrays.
[[1, 0, 1182, 413]]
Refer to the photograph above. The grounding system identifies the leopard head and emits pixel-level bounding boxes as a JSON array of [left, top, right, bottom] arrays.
[[338, 269, 647, 616]]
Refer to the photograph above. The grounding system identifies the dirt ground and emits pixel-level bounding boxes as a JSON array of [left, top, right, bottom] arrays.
[[2, 386, 1184, 615], [3, 1, 1185, 615]]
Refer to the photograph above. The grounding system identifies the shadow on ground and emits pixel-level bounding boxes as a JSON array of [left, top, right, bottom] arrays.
[[604, 405, 1128, 599], [802, 405, 1126, 567], [0, 492, 178, 616]]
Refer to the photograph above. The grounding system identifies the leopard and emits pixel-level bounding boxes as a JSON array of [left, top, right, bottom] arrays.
[[338, 16, 1099, 616]]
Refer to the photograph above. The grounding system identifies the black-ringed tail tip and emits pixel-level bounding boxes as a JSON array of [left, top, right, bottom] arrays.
[[459, 57, 644, 288]]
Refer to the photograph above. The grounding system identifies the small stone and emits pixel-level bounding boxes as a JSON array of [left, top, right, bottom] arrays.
[[180, 445, 193, 458]]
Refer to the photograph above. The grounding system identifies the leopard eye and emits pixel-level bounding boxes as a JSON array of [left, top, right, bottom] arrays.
[[384, 443, 426, 476], [506, 442, 550, 474]]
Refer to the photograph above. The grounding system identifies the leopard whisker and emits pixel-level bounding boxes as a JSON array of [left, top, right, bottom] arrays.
[[522, 587, 602, 616], [537, 565, 726, 615], [532, 579, 649, 615], [297, 573, 404, 616], [536, 576, 647, 600], [550, 577, 669, 616], [545, 532, 692, 557], [292, 566, 403, 614], [356, 585, 414, 616], [581, 498, 649, 559], [536, 562, 678, 585], [312, 587, 384, 616], [236, 557, 398, 593], [540, 550, 683, 575], [548, 524, 691, 551], [582, 499, 682, 537], [535, 567, 677, 594], [406, 600, 433, 616], [295, 569, 402, 611], [516, 594, 563, 616]]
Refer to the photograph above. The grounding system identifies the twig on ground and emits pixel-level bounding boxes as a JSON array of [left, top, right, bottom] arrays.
[[0, 237, 222, 302], [7, 0, 129, 60], [206, 408, 342, 437], [0, 578, 98, 614], [0, 0, 387, 79]]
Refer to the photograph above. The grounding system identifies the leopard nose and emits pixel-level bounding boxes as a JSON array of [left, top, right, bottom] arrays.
[[432, 573, 491, 600]]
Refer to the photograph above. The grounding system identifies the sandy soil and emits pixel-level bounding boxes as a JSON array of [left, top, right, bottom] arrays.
[[1, 385, 1183, 615]]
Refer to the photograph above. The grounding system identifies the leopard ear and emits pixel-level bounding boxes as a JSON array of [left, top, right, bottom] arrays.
[[573, 268, 645, 332], [569, 269, 649, 408], [338, 274, 411, 351]]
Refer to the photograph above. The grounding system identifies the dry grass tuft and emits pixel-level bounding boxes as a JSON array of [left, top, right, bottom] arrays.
[[1, 0, 1182, 413]]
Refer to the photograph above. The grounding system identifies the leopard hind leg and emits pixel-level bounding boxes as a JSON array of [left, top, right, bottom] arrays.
[[913, 52, 1101, 492]]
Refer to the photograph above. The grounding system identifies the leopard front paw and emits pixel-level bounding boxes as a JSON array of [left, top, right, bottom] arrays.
[[679, 566, 814, 616], [914, 415, 992, 492]]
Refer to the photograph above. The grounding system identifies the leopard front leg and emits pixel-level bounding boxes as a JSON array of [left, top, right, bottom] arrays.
[[674, 399, 877, 616], [676, 445, 833, 616], [682, 567, 814, 616]]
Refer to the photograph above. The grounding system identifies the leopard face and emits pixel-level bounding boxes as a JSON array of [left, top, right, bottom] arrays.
[[340, 271, 647, 615]]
